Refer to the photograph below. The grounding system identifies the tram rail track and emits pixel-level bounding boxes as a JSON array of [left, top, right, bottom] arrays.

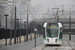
[[41, 45, 60, 50], [41, 45, 46, 50], [41, 40, 75, 50], [41, 41, 65, 50], [67, 40, 75, 50]]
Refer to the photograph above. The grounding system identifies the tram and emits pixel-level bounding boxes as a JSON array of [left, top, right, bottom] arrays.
[[43, 22, 63, 45]]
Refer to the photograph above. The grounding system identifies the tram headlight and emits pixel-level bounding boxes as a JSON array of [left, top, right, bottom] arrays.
[[47, 38, 49, 42], [55, 39, 57, 42]]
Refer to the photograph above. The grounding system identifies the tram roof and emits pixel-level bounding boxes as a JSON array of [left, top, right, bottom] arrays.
[[43, 22, 62, 28]]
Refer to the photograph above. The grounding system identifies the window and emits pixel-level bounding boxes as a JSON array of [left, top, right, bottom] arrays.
[[47, 28, 58, 38]]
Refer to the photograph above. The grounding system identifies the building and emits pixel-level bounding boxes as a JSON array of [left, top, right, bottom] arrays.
[[0, 0, 31, 29]]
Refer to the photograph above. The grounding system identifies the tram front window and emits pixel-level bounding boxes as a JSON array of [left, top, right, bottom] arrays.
[[47, 28, 58, 38]]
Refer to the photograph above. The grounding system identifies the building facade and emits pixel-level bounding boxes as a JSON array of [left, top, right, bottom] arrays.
[[0, 0, 31, 29]]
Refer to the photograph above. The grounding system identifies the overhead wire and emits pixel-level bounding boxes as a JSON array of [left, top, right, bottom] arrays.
[[52, 0, 57, 8]]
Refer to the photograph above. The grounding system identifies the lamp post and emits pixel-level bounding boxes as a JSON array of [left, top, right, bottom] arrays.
[[30, 23, 32, 40], [0, 17, 1, 28], [19, 18, 21, 43], [9, 15, 12, 45], [17, 19, 21, 43], [4, 14, 8, 46], [16, 19, 20, 43], [13, 0, 17, 44], [26, 1, 29, 41], [24, 21, 26, 42], [42, 14, 45, 24], [26, 13, 28, 41], [69, 8, 71, 41], [34, 28, 37, 47], [14, 6, 17, 44]]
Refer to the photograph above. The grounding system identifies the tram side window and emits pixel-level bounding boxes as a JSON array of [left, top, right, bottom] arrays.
[[43, 27, 45, 38]]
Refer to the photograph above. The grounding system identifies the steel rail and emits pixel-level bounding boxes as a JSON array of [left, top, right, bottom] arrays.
[[67, 40, 75, 50]]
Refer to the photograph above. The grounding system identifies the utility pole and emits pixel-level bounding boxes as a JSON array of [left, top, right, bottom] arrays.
[[9, 15, 12, 45], [47, 8, 51, 21], [0, 14, 1, 28], [16, 19, 19, 43], [13, 0, 17, 44], [62, 5, 64, 15], [26, 2, 28, 41], [14, 6, 17, 44], [30, 23, 32, 40], [34, 28, 37, 47], [19, 3, 21, 43], [69, 8, 71, 32], [42, 14, 44, 24], [19, 19, 21, 43], [69, 8, 71, 41], [26, 13, 28, 41], [4, 14, 8, 46], [57, 16, 59, 22], [48, 8, 50, 17], [24, 21, 26, 42], [0, 18, 1, 28], [0, 6, 2, 28]]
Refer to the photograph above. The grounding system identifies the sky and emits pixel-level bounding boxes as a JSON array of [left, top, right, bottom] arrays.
[[9, 0, 75, 23], [31, 0, 75, 19], [31, 0, 75, 7], [31, 0, 75, 12], [1, 0, 75, 28]]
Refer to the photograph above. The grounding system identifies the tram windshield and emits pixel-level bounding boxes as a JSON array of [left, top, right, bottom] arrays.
[[47, 28, 58, 38]]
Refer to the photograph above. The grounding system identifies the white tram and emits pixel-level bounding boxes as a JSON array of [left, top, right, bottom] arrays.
[[43, 22, 63, 45]]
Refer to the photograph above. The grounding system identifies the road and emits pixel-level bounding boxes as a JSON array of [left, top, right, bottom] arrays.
[[0, 34, 75, 50]]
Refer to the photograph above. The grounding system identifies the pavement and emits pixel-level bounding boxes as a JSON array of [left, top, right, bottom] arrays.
[[0, 33, 36, 45], [0, 34, 43, 50], [32, 34, 75, 50], [0, 34, 75, 50]]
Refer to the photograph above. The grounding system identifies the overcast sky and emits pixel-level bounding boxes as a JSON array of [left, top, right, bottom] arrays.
[[31, 0, 75, 12], [31, 0, 75, 7], [16, 0, 75, 22]]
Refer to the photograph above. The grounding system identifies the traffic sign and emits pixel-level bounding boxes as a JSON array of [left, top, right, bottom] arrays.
[[34, 28, 37, 31]]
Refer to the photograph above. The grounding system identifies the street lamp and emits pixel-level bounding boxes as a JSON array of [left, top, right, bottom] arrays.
[[4, 14, 8, 46], [14, 6, 17, 44], [13, 0, 17, 44], [26, 1, 29, 41], [42, 14, 45, 24], [69, 8, 71, 32], [24, 21, 26, 42], [16, 19, 20, 43], [34, 28, 37, 47], [19, 18, 21, 43]]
